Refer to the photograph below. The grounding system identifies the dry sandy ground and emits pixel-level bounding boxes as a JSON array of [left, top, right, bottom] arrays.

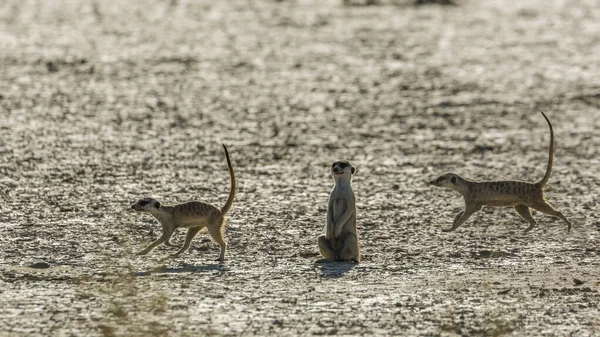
[[0, 0, 599, 336]]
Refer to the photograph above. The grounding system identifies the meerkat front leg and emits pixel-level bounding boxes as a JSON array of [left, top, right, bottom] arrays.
[[145, 228, 177, 246], [334, 206, 355, 238], [170, 226, 203, 258], [137, 229, 175, 255], [326, 199, 335, 240], [442, 203, 482, 232]]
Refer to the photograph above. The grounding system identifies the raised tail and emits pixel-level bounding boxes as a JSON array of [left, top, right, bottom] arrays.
[[536, 111, 554, 187], [221, 143, 236, 215]]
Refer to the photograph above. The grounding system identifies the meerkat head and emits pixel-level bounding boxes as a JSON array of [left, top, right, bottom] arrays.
[[331, 160, 356, 180], [131, 198, 161, 213], [429, 173, 464, 192]]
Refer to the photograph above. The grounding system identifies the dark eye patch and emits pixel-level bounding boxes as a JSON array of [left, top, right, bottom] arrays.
[[450, 176, 457, 184], [139, 200, 148, 206]]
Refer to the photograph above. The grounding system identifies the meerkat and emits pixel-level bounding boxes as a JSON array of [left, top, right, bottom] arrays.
[[318, 160, 360, 262], [131, 143, 235, 261], [430, 111, 572, 233]]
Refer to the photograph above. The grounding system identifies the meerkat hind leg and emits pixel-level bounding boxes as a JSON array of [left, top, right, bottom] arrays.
[[170, 226, 203, 258], [318, 235, 335, 259], [531, 201, 572, 233], [338, 233, 359, 262], [206, 220, 227, 261], [514, 205, 537, 233]]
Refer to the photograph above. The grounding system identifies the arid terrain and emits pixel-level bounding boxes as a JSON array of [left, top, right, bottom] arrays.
[[0, 0, 599, 336]]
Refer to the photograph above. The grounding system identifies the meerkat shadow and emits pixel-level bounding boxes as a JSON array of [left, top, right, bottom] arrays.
[[134, 263, 226, 276], [314, 259, 356, 279]]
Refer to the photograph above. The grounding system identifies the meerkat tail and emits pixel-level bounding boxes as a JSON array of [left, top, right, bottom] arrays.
[[536, 111, 554, 187], [220, 143, 236, 215]]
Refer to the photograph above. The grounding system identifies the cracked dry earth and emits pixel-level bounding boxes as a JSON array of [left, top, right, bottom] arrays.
[[0, 0, 599, 336]]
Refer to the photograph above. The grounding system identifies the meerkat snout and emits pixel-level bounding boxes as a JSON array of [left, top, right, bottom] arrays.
[[429, 175, 442, 186]]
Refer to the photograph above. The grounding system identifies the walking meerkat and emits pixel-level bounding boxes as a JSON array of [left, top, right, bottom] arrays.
[[131, 144, 235, 261], [318, 160, 360, 262], [430, 111, 572, 233]]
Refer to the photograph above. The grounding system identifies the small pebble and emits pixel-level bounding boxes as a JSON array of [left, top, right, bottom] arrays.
[[30, 262, 50, 269]]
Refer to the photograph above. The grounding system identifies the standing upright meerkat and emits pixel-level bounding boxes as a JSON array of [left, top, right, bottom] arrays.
[[430, 111, 572, 233], [131, 143, 235, 261], [318, 160, 360, 262]]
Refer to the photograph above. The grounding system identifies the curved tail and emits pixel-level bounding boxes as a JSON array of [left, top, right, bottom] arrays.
[[536, 111, 554, 187], [221, 143, 236, 215]]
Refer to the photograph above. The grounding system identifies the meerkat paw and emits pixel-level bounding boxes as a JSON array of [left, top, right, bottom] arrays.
[[453, 211, 464, 222], [523, 225, 535, 233]]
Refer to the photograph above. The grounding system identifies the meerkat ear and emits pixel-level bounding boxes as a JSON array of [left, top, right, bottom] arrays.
[[351, 166, 356, 175], [450, 176, 457, 184]]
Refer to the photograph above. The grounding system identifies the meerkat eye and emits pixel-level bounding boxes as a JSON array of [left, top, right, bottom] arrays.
[[139, 200, 148, 206], [154, 202, 160, 208], [450, 176, 457, 184]]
